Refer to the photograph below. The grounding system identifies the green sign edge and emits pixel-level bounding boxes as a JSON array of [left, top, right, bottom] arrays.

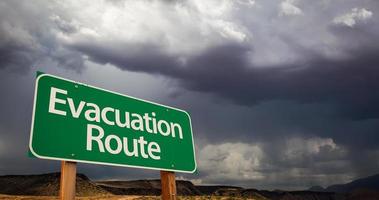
[[29, 73, 197, 173]]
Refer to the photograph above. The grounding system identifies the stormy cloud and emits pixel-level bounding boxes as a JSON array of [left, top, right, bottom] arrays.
[[0, 0, 379, 190]]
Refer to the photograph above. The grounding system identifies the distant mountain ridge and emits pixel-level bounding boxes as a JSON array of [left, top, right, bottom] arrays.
[[309, 173, 379, 193], [326, 174, 379, 193], [308, 185, 325, 192]]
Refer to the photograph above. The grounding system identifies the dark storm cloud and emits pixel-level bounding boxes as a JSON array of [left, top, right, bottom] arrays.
[[2, 1, 378, 114], [60, 0, 379, 185], [0, 1, 85, 72], [0, 2, 43, 72], [71, 42, 180, 75], [74, 38, 379, 120], [0, 26, 41, 73], [55, 0, 379, 121]]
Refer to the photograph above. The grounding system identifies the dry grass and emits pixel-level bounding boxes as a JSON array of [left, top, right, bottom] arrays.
[[0, 195, 260, 200], [0, 195, 134, 200]]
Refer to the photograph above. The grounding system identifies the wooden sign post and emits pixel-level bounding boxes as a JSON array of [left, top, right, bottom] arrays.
[[161, 171, 177, 200], [60, 161, 77, 200]]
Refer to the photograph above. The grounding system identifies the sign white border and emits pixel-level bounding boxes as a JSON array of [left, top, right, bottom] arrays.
[[29, 73, 197, 173]]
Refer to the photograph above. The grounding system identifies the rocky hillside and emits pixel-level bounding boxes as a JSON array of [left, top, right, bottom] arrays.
[[0, 173, 110, 196], [1, 172, 379, 199]]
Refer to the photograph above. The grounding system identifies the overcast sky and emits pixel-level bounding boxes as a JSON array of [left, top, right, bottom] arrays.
[[0, 0, 379, 190]]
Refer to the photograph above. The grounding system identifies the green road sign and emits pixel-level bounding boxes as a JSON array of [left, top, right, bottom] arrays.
[[29, 73, 196, 173]]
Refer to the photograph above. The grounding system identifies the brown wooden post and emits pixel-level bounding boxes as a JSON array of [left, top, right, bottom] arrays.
[[160, 171, 177, 200], [60, 161, 77, 200]]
